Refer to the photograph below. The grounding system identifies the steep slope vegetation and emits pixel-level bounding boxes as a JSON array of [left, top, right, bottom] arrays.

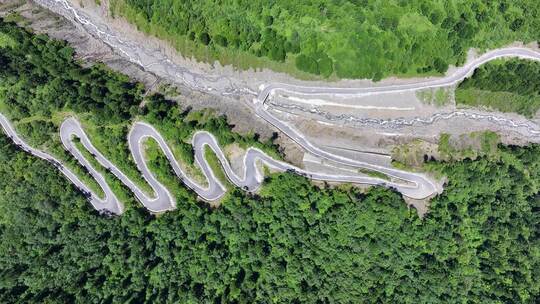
[[110, 0, 540, 79], [0, 19, 539, 303], [457, 59, 540, 117]]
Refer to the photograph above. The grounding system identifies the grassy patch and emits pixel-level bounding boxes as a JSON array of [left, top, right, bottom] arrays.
[[143, 138, 198, 204], [204, 145, 233, 189], [358, 168, 389, 181], [456, 88, 540, 118], [72, 138, 136, 206], [438, 131, 500, 161], [416, 87, 453, 107]]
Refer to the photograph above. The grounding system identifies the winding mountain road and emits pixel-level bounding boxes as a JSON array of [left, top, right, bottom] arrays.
[[1, 114, 419, 214], [1, 0, 539, 214], [257, 47, 540, 100]]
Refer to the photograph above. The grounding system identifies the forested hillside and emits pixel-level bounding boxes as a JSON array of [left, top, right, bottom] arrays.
[[0, 18, 539, 303], [456, 59, 540, 117], [110, 0, 540, 79], [1, 122, 539, 302], [0, 18, 280, 200]]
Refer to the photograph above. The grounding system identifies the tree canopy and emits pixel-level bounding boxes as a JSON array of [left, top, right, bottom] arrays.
[[111, 0, 540, 79], [0, 17, 539, 304], [456, 59, 540, 117], [1, 128, 539, 303]]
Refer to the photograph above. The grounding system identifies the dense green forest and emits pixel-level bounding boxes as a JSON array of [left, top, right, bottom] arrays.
[[0, 17, 539, 303], [1, 122, 539, 302], [456, 59, 540, 117], [109, 0, 540, 79], [0, 18, 280, 198]]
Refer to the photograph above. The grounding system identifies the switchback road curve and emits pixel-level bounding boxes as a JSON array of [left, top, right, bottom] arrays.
[[10, 0, 540, 212], [1, 114, 428, 214]]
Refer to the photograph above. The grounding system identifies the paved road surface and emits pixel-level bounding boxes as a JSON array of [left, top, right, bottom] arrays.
[[2, 0, 538, 213], [257, 47, 540, 101], [0, 114, 124, 214], [1, 114, 424, 214], [34, 0, 540, 101]]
